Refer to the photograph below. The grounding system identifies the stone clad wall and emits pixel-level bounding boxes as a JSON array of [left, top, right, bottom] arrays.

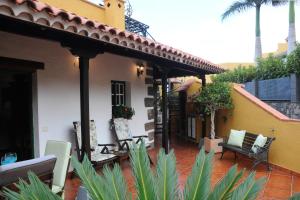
[[266, 102, 300, 120], [144, 65, 155, 142]]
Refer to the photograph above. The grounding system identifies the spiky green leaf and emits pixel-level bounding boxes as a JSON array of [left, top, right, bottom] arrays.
[[102, 164, 132, 200], [290, 192, 300, 200], [183, 148, 214, 200], [155, 149, 179, 200], [207, 165, 244, 200], [71, 155, 108, 200], [130, 143, 157, 200], [3, 172, 62, 200], [231, 172, 266, 200]]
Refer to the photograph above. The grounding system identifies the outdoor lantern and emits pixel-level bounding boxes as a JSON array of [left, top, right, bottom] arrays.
[[137, 63, 144, 77]]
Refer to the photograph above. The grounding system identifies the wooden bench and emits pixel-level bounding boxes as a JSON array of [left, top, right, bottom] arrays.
[[219, 132, 275, 171]]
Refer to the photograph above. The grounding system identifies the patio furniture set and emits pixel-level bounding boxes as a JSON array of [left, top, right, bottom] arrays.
[[219, 129, 275, 171], [73, 119, 154, 168], [0, 118, 154, 198]]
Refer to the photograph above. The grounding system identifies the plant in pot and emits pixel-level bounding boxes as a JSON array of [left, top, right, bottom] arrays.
[[112, 105, 135, 119], [196, 81, 233, 153]]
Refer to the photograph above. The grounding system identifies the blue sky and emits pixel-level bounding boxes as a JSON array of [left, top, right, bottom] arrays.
[[91, 0, 300, 64]]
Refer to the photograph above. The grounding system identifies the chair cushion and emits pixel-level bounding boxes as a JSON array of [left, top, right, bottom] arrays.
[[91, 153, 117, 162], [251, 134, 268, 153], [74, 121, 98, 150], [52, 184, 63, 194], [0, 155, 56, 186], [133, 138, 154, 147], [45, 140, 71, 189], [114, 118, 132, 140], [227, 129, 246, 148]]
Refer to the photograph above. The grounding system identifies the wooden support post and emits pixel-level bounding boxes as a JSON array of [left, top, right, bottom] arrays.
[[200, 74, 206, 138], [161, 71, 169, 154], [79, 56, 91, 161]]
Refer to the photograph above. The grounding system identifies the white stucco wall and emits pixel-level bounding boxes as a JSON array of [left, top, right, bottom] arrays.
[[0, 31, 153, 156]]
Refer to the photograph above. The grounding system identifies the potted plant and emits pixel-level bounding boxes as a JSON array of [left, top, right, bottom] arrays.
[[196, 81, 233, 153], [112, 105, 135, 119]]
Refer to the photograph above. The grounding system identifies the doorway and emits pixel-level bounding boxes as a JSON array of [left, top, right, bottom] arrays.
[[0, 70, 34, 161]]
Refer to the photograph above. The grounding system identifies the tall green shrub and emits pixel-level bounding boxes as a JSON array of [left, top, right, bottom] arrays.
[[287, 43, 300, 75], [256, 54, 288, 80]]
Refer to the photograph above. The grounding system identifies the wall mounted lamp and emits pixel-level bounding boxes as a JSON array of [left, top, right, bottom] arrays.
[[137, 62, 144, 77]]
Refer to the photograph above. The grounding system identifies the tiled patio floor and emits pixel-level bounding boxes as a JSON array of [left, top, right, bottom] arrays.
[[65, 136, 300, 200]]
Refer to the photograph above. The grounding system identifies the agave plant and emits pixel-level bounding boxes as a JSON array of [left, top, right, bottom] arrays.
[[3, 144, 275, 200]]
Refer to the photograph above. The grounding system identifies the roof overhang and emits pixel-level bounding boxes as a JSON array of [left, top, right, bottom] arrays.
[[0, 0, 225, 77]]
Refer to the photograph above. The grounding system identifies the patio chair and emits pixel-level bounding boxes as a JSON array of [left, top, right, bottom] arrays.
[[111, 118, 154, 164], [73, 120, 118, 167], [0, 155, 56, 196], [45, 140, 72, 197]]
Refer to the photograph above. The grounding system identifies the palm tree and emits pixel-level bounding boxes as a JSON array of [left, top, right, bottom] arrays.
[[222, 0, 273, 61], [273, 0, 296, 54]]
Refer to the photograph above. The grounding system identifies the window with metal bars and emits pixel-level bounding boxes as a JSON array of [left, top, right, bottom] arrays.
[[111, 81, 126, 108]]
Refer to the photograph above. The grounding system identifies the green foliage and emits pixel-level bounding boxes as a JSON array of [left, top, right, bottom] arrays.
[[290, 193, 300, 200], [156, 149, 180, 200], [196, 81, 233, 114], [207, 165, 244, 200], [2, 172, 61, 200], [287, 43, 300, 75], [183, 149, 214, 200], [4, 144, 270, 200], [112, 105, 135, 119], [129, 143, 156, 200], [213, 52, 300, 83], [256, 54, 288, 80], [212, 65, 256, 83]]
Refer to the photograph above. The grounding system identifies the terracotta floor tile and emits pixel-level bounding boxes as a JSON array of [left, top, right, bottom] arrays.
[[267, 174, 292, 190], [292, 176, 300, 194], [65, 135, 294, 199], [264, 188, 291, 199]]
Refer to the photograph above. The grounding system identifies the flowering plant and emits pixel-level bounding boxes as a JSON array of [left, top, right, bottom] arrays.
[[112, 105, 135, 119]]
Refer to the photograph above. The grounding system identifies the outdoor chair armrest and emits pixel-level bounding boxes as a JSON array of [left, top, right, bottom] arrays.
[[252, 145, 268, 154], [98, 144, 116, 154], [133, 135, 148, 144], [119, 138, 133, 142], [133, 135, 148, 138], [75, 148, 95, 152], [98, 143, 116, 147]]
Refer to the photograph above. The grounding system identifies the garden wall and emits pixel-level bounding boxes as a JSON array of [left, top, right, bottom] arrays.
[[244, 74, 300, 102], [216, 84, 300, 174]]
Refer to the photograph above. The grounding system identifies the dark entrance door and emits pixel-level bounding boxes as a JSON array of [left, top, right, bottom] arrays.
[[0, 70, 33, 161]]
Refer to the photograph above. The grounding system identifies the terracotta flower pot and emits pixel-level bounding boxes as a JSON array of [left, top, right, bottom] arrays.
[[204, 137, 223, 153]]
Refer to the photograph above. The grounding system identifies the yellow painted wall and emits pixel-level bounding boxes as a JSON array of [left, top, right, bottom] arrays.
[[215, 85, 300, 173], [39, 0, 125, 30]]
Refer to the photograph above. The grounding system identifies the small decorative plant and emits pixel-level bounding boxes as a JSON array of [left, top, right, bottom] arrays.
[[196, 81, 233, 139], [3, 144, 268, 200], [112, 105, 135, 119]]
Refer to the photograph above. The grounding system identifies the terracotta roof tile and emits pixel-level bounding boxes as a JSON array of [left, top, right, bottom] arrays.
[[0, 0, 225, 73]]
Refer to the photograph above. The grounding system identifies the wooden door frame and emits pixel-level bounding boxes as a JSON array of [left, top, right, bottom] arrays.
[[0, 56, 44, 158]]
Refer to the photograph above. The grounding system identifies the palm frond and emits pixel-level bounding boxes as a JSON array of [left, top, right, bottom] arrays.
[[290, 192, 300, 200], [207, 165, 244, 200], [130, 143, 157, 200], [71, 155, 109, 200], [155, 149, 179, 200], [230, 172, 267, 200], [221, 0, 255, 21], [183, 148, 214, 200], [3, 172, 62, 200], [102, 164, 132, 200], [272, 0, 288, 6]]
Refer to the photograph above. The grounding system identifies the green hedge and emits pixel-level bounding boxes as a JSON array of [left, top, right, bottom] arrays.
[[213, 44, 300, 83]]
